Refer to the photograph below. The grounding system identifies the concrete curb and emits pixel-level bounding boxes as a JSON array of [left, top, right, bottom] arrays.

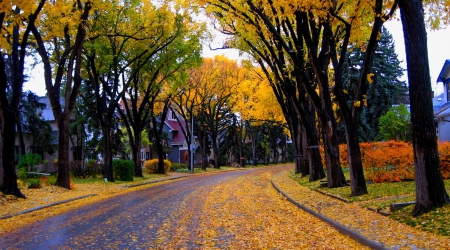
[[0, 194, 98, 220], [271, 176, 387, 250]]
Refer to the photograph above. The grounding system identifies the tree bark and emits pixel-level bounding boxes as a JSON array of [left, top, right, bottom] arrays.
[[398, 0, 450, 216], [133, 124, 143, 177], [102, 123, 114, 182], [343, 119, 367, 195], [17, 121, 26, 156], [0, 2, 44, 197], [212, 139, 220, 169], [55, 116, 71, 188], [1, 109, 25, 198], [319, 113, 347, 188], [154, 131, 165, 174]]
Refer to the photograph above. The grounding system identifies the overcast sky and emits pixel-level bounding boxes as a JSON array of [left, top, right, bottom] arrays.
[[24, 20, 450, 97]]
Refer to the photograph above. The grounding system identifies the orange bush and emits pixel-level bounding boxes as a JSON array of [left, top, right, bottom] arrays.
[[439, 141, 450, 179], [318, 140, 450, 182]]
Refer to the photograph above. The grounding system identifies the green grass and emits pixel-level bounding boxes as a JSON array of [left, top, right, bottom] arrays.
[[290, 170, 450, 236]]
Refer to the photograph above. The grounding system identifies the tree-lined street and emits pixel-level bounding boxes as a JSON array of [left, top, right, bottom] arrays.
[[0, 166, 368, 249]]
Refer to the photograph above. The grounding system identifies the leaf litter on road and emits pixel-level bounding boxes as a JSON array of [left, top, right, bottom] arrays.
[[156, 170, 368, 249]]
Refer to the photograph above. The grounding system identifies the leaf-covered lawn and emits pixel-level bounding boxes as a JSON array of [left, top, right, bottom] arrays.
[[289, 170, 450, 237], [276, 170, 450, 248]]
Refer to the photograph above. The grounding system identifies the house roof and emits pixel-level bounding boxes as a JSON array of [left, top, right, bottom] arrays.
[[39, 97, 73, 122], [166, 119, 186, 144], [40, 97, 55, 121], [435, 101, 450, 118], [437, 59, 450, 83]]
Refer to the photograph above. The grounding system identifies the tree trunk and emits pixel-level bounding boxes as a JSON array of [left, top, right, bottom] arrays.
[[343, 119, 368, 196], [1, 109, 25, 197], [0, 130, 3, 190], [102, 123, 114, 182], [132, 126, 143, 177], [201, 133, 208, 170], [272, 139, 278, 164], [304, 128, 326, 182], [212, 139, 220, 169], [398, 0, 450, 216], [251, 135, 258, 166], [17, 121, 26, 156], [55, 116, 71, 189], [201, 149, 208, 170], [157, 146, 165, 174], [319, 114, 347, 188], [155, 134, 165, 174]]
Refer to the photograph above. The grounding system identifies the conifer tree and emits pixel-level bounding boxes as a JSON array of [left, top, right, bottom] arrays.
[[339, 27, 408, 142]]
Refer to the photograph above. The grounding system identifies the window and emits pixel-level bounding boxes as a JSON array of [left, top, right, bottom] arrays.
[[170, 110, 176, 120], [447, 81, 450, 102]]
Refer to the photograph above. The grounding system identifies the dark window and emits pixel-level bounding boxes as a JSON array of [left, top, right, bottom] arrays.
[[447, 81, 450, 102]]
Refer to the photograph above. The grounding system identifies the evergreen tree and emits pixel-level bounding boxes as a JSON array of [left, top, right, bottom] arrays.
[[339, 27, 407, 142], [19, 92, 56, 157]]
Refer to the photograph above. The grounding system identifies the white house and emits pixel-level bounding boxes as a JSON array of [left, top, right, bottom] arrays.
[[435, 59, 450, 142]]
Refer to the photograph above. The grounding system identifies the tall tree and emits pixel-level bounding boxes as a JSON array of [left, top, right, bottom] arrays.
[[171, 78, 199, 171], [32, 0, 92, 189], [338, 28, 407, 142], [149, 97, 172, 174], [0, 0, 45, 197], [85, 0, 181, 180], [203, 0, 345, 186], [117, 9, 203, 175], [397, 0, 450, 216], [193, 56, 241, 168]]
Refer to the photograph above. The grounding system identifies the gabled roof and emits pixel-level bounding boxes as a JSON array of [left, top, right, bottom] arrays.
[[39, 97, 74, 122], [165, 119, 186, 145], [435, 101, 450, 118], [437, 59, 450, 83], [40, 97, 55, 121]]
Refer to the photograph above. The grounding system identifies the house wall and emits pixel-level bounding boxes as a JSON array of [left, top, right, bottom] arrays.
[[14, 125, 76, 172], [168, 145, 181, 164], [438, 119, 450, 142]]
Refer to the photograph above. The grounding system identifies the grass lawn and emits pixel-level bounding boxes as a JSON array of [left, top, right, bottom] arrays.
[[290, 169, 450, 236]]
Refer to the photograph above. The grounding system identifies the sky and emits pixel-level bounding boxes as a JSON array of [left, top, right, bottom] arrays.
[[383, 21, 450, 95], [24, 20, 450, 97]]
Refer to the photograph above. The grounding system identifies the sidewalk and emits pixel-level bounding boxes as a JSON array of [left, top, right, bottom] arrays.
[[271, 170, 450, 249]]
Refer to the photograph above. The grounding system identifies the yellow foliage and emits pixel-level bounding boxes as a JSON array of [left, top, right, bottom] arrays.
[[367, 73, 374, 84], [144, 159, 171, 174]]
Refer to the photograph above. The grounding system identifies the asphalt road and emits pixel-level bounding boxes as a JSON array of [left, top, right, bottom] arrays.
[[0, 166, 292, 249], [1, 165, 370, 249]]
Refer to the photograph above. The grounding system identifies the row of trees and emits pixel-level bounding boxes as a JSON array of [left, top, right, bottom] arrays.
[[1, 0, 449, 216], [198, 0, 449, 215], [0, 0, 286, 199], [0, 0, 204, 196]]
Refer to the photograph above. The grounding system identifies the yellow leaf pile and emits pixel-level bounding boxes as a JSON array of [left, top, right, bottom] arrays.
[[154, 168, 367, 249]]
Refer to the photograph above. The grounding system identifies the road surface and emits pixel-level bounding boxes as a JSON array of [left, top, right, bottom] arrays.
[[0, 165, 364, 249]]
